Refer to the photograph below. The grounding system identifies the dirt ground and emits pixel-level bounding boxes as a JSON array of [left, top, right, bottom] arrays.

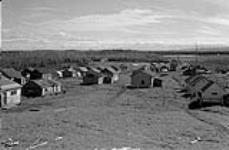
[[1, 70, 229, 150]]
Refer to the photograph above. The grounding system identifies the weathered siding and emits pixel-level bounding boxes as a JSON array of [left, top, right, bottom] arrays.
[[131, 73, 152, 88], [0, 88, 21, 108]]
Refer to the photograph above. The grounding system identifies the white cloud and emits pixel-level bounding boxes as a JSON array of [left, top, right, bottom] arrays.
[[41, 9, 172, 32], [207, 17, 229, 26]]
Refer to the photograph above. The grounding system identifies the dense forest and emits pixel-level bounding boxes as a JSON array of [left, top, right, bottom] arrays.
[[0, 50, 164, 70]]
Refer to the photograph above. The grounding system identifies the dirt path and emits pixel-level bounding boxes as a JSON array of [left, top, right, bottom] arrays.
[[171, 74, 229, 145], [105, 85, 127, 107]]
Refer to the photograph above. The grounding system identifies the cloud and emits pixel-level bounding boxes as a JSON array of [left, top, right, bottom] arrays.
[[59, 32, 67, 37], [40, 9, 172, 32], [207, 17, 229, 26]]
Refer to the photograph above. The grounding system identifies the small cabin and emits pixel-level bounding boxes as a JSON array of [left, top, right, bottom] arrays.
[[22, 79, 62, 97], [76, 67, 89, 78], [62, 69, 74, 78], [0, 74, 22, 109], [101, 67, 119, 84], [130, 70, 155, 88], [170, 59, 178, 71], [195, 80, 225, 103], [82, 70, 104, 85]]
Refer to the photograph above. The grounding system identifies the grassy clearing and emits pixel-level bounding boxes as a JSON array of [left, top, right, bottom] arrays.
[[1, 69, 229, 150]]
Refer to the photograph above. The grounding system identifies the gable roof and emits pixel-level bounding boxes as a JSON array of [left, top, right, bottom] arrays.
[[0, 76, 22, 90], [0, 68, 23, 78], [189, 76, 208, 87], [110, 65, 120, 72], [131, 69, 155, 77], [87, 66, 101, 74], [32, 79, 61, 88], [77, 67, 88, 72], [103, 67, 117, 74], [201, 80, 214, 92], [85, 70, 102, 77]]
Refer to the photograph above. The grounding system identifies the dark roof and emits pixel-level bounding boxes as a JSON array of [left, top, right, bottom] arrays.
[[110, 65, 119, 71], [85, 70, 102, 77], [185, 75, 203, 84], [0, 68, 23, 78], [103, 67, 117, 74], [190, 76, 208, 87]]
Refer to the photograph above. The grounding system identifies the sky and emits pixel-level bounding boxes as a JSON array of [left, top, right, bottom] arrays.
[[2, 0, 229, 50]]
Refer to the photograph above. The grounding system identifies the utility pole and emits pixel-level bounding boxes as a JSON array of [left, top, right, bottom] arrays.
[[195, 42, 198, 66]]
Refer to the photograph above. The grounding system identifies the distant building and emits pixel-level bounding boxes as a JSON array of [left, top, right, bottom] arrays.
[[62, 69, 74, 78], [101, 67, 119, 84], [22, 79, 62, 97], [36, 68, 56, 80], [170, 59, 178, 71], [130, 70, 155, 88], [22, 67, 54, 80], [0, 68, 26, 85], [0, 74, 22, 109], [76, 67, 88, 77], [82, 70, 104, 85], [183, 67, 196, 76], [56, 70, 64, 78]]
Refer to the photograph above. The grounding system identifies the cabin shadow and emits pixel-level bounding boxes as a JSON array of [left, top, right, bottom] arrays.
[[126, 85, 148, 89], [188, 100, 221, 109]]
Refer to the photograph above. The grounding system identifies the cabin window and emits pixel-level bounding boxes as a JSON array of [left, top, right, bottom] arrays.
[[211, 92, 218, 95], [10, 90, 17, 95], [141, 80, 145, 85]]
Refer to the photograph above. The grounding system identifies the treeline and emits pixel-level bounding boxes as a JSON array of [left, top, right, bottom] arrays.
[[0, 50, 164, 70], [153, 47, 229, 55]]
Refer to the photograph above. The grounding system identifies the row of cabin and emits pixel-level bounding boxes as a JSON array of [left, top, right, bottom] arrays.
[[184, 75, 226, 103], [82, 66, 120, 85], [55, 65, 121, 79], [0, 68, 62, 109], [150, 61, 177, 73]]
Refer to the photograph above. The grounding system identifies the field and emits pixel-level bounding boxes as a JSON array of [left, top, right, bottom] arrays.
[[1, 65, 229, 150]]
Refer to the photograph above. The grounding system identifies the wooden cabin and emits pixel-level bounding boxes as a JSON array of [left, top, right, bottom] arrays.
[[0, 74, 22, 109], [195, 80, 225, 104], [101, 67, 119, 84], [130, 70, 155, 88], [22, 79, 62, 97], [82, 70, 104, 85], [76, 67, 88, 78]]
